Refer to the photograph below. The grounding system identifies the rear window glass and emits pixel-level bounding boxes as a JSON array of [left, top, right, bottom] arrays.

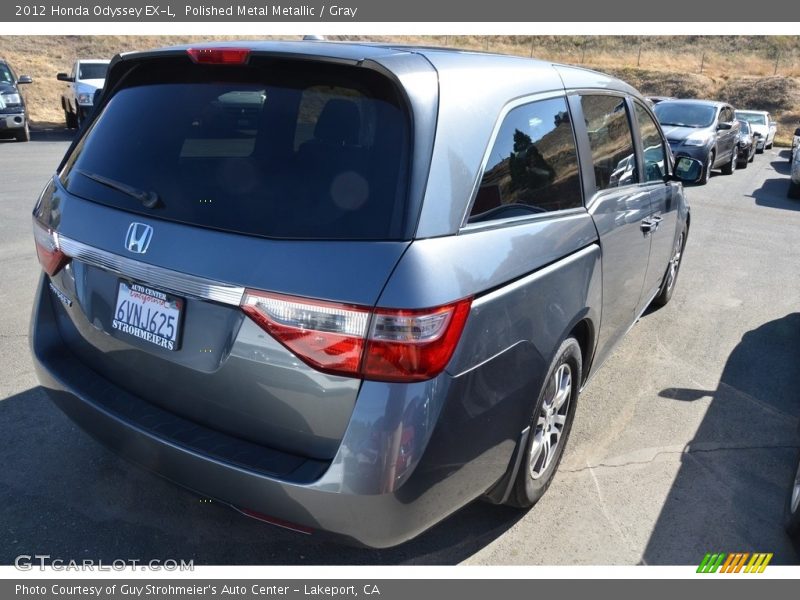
[[61, 59, 410, 240]]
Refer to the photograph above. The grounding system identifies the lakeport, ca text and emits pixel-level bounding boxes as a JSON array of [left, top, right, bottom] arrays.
[[15, 4, 359, 18], [16, 584, 381, 597]]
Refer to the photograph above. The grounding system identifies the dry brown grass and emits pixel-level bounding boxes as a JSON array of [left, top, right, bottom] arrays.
[[2, 35, 799, 142]]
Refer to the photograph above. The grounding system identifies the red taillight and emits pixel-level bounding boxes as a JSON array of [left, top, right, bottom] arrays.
[[32, 219, 68, 276], [363, 302, 472, 382], [187, 48, 250, 65], [240, 291, 472, 383], [241, 291, 369, 375]]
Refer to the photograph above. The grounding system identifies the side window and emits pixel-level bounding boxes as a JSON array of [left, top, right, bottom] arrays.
[[581, 95, 638, 190], [719, 107, 732, 124], [633, 102, 668, 183], [468, 96, 582, 223]]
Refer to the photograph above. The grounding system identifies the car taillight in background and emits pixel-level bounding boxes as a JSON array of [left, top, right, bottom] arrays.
[[32, 219, 68, 276], [241, 291, 472, 383]]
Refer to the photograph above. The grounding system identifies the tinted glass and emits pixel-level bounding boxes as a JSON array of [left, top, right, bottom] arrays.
[[653, 103, 717, 128], [61, 61, 410, 240], [581, 95, 638, 190], [468, 96, 582, 223], [0, 64, 14, 84], [634, 102, 668, 183], [78, 63, 109, 80], [736, 111, 767, 126]]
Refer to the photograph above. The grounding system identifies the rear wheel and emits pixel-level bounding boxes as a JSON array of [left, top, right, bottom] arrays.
[[788, 181, 800, 200], [506, 337, 582, 508], [651, 227, 686, 309]]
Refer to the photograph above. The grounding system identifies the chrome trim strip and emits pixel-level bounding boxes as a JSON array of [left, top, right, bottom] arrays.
[[58, 236, 246, 306], [472, 244, 599, 308]]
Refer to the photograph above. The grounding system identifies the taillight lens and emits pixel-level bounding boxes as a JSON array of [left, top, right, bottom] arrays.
[[32, 219, 68, 276], [240, 291, 472, 382], [187, 48, 250, 65]]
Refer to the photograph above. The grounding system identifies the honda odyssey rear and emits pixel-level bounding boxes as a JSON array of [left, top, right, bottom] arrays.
[[31, 41, 693, 547]]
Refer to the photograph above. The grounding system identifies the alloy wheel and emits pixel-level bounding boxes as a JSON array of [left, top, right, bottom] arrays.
[[665, 232, 684, 293], [529, 363, 572, 479], [792, 460, 800, 515]]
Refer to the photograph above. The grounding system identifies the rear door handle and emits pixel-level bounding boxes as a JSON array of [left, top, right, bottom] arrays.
[[641, 215, 662, 233]]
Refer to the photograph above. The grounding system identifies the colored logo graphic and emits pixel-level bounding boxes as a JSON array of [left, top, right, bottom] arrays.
[[697, 552, 773, 573]]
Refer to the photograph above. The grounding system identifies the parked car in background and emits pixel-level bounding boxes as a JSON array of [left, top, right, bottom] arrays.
[[735, 109, 775, 152], [30, 42, 701, 548], [735, 120, 756, 168], [0, 58, 33, 142], [791, 126, 800, 161], [654, 99, 740, 184], [57, 59, 110, 129], [788, 144, 800, 199]]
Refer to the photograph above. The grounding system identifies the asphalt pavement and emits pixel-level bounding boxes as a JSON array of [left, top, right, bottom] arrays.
[[1, 130, 798, 565]]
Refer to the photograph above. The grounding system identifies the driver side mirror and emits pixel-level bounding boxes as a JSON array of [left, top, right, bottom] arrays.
[[717, 122, 732, 130], [770, 121, 777, 128], [794, 127, 800, 136], [17, 75, 32, 84], [56, 72, 74, 82], [672, 156, 704, 184]]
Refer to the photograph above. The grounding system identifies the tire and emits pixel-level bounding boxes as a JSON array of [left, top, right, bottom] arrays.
[[721, 147, 736, 175], [14, 120, 30, 142], [750, 148, 756, 163], [788, 181, 800, 200], [700, 151, 714, 185], [651, 226, 687, 309], [784, 453, 800, 539], [738, 155, 748, 169], [64, 107, 77, 129], [506, 337, 582, 509]]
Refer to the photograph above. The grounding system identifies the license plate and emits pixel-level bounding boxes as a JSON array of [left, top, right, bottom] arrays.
[[112, 281, 183, 351]]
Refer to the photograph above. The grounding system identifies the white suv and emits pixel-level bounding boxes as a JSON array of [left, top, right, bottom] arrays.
[[57, 59, 110, 129], [735, 109, 776, 152]]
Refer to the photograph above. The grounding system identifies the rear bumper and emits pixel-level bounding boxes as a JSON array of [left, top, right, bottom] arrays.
[[30, 275, 524, 548]]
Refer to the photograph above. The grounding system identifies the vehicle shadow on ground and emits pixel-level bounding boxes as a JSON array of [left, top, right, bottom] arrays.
[[645, 313, 800, 564], [0, 386, 524, 565], [748, 155, 799, 211], [0, 125, 74, 145]]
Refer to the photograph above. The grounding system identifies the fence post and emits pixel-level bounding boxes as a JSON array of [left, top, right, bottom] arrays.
[[637, 44, 642, 67], [700, 53, 705, 74]]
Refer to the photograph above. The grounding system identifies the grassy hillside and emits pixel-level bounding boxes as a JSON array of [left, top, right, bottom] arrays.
[[2, 35, 799, 144]]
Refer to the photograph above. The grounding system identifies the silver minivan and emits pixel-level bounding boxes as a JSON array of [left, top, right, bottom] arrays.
[[30, 42, 700, 547]]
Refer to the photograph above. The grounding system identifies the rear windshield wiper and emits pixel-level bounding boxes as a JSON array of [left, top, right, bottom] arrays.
[[75, 169, 161, 209]]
